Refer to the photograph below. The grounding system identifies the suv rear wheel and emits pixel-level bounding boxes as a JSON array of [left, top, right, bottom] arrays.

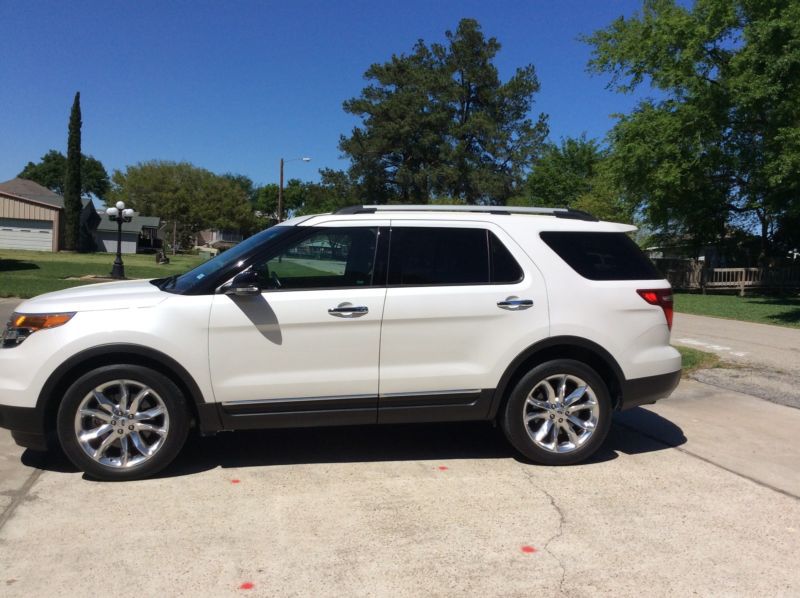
[[501, 359, 612, 465], [57, 365, 190, 481]]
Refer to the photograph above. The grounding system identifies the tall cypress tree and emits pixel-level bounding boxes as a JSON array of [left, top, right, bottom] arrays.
[[62, 92, 82, 250]]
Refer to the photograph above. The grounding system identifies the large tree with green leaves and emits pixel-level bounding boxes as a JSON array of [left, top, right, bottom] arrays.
[[586, 0, 800, 261], [62, 92, 82, 250], [517, 135, 632, 222], [110, 161, 254, 254], [19, 150, 110, 199], [341, 18, 548, 204]]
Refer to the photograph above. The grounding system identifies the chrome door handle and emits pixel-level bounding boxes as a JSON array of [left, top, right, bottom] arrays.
[[497, 297, 533, 311], [328, 303, 369, 318]]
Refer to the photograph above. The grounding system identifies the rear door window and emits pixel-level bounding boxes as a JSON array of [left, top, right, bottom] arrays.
[[388, 227, 524, 286], [540, 231, 661, 281]]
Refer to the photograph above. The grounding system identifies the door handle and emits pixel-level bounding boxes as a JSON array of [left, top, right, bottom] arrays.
[[497, 296, 533, 311], [328, 303, 369, 318]]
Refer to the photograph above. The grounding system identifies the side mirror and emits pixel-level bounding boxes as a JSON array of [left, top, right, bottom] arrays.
[[220, 271, 261, 296]]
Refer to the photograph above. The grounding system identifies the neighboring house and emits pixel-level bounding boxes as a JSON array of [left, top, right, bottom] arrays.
[[196, 229, 243, 249], [95, 213, 162, 254], [0, 178, 99, 251]]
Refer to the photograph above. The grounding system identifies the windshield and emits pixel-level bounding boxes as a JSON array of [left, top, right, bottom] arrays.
[[157, 225, 294, 294]]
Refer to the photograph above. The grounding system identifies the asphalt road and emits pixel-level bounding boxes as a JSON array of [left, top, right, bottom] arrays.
[[1, 299, 799, 595], [672, 311, 800, 372], [672, 312, 800, 409]]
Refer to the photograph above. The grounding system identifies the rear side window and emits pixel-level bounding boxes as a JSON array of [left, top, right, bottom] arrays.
[[490, 232, 523, 283], [540, 232, 661, 281], [388, 227, 524, 286]]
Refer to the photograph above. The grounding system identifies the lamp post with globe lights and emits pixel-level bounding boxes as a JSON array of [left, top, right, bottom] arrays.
[[106, 201, 135, 279]]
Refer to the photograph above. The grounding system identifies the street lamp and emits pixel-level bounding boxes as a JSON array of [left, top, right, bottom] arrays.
[[106, 200, 134, 279], [277, 156, 311, 222]]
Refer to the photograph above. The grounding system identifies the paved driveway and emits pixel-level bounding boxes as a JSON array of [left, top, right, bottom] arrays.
[[1, 379, 798, 596]]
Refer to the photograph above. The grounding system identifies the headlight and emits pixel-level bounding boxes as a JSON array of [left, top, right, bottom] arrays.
[[1, 312, 75, 348]]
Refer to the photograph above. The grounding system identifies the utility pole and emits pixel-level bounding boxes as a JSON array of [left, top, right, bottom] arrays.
[[278, 158, 284, 223], [277, 157, 311, 223]]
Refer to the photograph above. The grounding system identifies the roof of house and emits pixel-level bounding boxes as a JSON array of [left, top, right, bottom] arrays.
[[0, 177, 64, 208], [96, 212, 161, 234]]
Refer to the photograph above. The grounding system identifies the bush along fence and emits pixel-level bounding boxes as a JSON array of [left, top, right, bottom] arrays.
[[652, 259, 800, 295]]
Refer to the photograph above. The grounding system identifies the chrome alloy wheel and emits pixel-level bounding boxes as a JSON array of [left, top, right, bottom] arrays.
[[523, 374, 600, 454], [74, 380, 170, 469]]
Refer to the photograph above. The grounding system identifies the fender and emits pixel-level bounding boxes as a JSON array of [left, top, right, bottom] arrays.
[[37, 343, 222, 434], [488, 335, 626, 418]]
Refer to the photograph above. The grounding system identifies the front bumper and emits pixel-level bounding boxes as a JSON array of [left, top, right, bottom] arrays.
[[619, 368, 682, 410], [0, 404, 47, 451]]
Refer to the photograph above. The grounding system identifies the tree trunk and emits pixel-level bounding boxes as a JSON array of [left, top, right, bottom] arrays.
[[172, 220, 177, 256]]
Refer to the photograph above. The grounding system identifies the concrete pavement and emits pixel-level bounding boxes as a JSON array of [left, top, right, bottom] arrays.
[[1, 378, 799, 596]]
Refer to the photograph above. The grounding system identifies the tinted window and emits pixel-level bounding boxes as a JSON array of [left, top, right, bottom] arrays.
[[489, 232, 523, 283], [255, 227, 378, 290], [540, 232, 661, 281], [389, 227, 489, 285]]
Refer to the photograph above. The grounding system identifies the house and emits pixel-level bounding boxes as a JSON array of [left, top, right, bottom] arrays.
[[195, 228, 243, 250], [95, 212, 162, 254], [0, 178, 99, 251]]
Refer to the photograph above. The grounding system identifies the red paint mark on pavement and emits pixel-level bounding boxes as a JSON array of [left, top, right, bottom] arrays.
[[231, 479, 241, 484], [437, 466, 449, 471], [521, 545, 537, 553], [240, 582, 254, 590]]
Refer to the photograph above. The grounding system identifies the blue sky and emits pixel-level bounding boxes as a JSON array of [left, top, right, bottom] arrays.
[[0, 0, 656, 187]]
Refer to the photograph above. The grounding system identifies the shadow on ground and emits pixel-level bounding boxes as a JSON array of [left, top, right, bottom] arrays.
[[754, 296, 800, 325], [0, 259, 39, 272], [24, 408, 686, 480]]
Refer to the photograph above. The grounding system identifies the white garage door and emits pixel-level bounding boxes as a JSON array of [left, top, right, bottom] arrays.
[[0, 218, 53, 251]]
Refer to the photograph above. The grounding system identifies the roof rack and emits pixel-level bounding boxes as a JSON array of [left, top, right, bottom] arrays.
[[334, 204, 598, 221]]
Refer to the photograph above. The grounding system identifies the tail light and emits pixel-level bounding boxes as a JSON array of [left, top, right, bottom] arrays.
[[637, 288, 674, 330]]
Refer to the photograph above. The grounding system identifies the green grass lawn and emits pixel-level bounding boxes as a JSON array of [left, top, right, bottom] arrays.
[[675, 345, 720, 374], [674, 292, 800, 329], [0, 249, 204, 298]]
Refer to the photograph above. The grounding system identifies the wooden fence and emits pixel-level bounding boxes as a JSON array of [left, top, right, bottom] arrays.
[[657, 263, 800, 294]]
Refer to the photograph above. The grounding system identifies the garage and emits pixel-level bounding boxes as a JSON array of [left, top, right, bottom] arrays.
[[0, 178, 62, 252], [0, 218, 54, 251]]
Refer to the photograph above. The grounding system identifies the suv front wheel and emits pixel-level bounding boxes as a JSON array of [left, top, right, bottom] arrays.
[[501, 359, 612, 465], [57, 365, 190, 481]]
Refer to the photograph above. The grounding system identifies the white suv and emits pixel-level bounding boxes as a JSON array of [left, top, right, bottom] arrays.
[[0, 205, 681, 480]]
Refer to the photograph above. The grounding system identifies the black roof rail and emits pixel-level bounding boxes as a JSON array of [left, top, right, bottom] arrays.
[[334, 204, 599, 221]]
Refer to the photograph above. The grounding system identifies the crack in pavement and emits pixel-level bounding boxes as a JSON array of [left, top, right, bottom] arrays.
[[0, 468, 42, 533], [518, 466, 569, 595]]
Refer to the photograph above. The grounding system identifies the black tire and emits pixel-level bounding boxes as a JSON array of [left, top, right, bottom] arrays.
[[57, 365, 190, 481], [501, 359, 612, 466]]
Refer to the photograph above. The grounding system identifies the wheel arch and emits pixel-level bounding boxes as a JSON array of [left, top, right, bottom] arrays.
[[489, 336, 625, 419], [38, 344, 222, 445]]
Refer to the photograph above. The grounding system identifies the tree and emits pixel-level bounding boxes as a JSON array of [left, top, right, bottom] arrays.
[[516, 135, 632, 222], [110, 161, 254, 254], [62, 92, 82, 250], [19, 150, 110, 199], [341, 18, 548, 204], [222, 173, 258, 205], [526, 136, 605, 206], [585, 0, 800, 262]]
